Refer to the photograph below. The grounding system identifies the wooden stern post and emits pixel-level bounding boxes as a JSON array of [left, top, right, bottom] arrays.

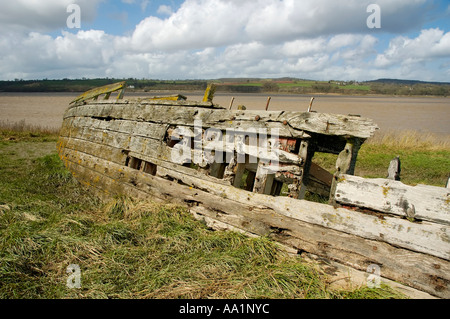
[[288, 137, 316, 199], [329, 137, 363, 204]]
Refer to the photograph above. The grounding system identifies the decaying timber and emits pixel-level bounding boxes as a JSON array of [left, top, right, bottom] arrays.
[[58, 83, 450, 298]]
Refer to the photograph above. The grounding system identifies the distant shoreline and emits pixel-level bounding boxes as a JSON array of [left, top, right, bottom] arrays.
[[1, 77, 449, 97], [1, 90, 449, 99]]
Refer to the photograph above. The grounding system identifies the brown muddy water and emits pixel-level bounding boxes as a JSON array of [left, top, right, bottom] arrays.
[[1, 92, 449, 137]]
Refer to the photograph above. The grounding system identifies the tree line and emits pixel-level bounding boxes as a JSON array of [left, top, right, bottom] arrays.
[[1, 78, 449, 96]]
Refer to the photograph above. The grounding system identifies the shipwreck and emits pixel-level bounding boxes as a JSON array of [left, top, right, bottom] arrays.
[[58, 82, 449, 298]]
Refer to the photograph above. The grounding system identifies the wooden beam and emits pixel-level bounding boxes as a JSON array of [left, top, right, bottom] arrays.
[[387, 156, 401, 181], [309, 162, 333, 187], [329, 138, 362, 204], [335, 174, 450, 226], [228, 97, 235, 110], [288, 139, 315, 199], [252, 161, 275, 194], [265, 97, 271, 111], [202, 84, 217, 103], [70, 81, 126, 105]]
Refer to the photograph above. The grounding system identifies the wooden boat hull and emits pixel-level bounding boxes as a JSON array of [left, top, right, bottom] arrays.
[[57, 85, 449, 298]]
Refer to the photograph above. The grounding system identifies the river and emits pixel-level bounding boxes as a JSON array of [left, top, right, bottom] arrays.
[[1, 92, 449, 136]]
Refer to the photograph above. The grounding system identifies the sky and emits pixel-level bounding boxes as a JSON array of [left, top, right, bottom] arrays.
[[0, 0, 449, 82]]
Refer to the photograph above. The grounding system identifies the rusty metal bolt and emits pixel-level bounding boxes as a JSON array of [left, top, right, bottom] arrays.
[[255, 115, 260, 121], [283, 120, 288, 125]]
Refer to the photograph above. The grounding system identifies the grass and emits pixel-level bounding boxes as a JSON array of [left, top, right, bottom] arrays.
[[0, 119, 60, 144], [219, 80, 372, 92], [313, 130, 450, 187], [0, 127, 408, 299], [338, 84, 371, 91]]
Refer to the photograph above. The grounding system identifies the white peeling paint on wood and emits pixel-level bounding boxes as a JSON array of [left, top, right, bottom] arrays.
[[335, 174, 450, 226]]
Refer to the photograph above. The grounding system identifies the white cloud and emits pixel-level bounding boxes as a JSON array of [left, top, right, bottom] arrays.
[[375, 28, 450, 68], [124, 0, 434, 52], [0, 29, 117, 79], [157, 5, 173, 16], [1, 26, 448, 81], [0, 0, 102, 33], [244, 0, 429, 41], [130, 0, 253, 51], [281, 38, 328, 57], [0, 0, 448, 81]]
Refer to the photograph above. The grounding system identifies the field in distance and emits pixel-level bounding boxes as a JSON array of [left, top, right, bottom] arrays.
[[1, 77, 450, 96]]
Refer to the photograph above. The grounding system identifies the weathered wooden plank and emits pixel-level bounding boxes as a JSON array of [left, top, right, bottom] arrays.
[[71, 98, 222, 109], [58, 136, 126, 165], [65, 104, 303, 138], [202, 84, 217, 102], [130, 151, 231, 186], [204, 139, 301, 165], [335, 174, 450, 226], [59, 134, 233, 189], [191, 204, 449, 298], [61, 129, 206, 177], [306, 177, 331, 197], [60, 139, 217, 193], [64, 102, 378, 139], [252, 161, 274, 194], [60, 151, 450, 297], [306, 162, 333, 197], [222, 110, 377, 138], [267, 200, 449, 261], [63, 117, 303, 167], [334, 138, 362, 176], [291, 139, 315, 199], [282, 112, 378, 139], [309, 162, 333, 187], [70, 81, 126, 105], [301, 252, 439, 299], [67, 116, 169, 141], [63, 124, 166, 162], [141, 94, 187, 101], [329, 138, 362, 204], [131, 163, 450, 260]]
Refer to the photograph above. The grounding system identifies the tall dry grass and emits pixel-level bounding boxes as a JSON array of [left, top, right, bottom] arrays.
[[0, 119, 60, 135], [366, 130, 450, 150]]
